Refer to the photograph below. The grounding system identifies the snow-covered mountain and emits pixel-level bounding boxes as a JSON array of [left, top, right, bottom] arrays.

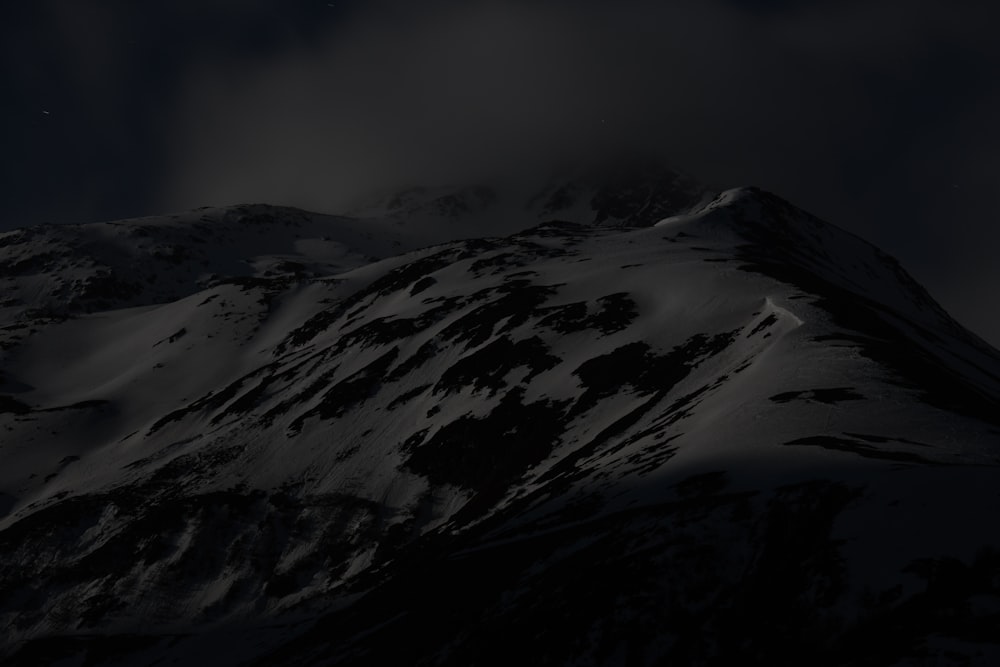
[[2, 168, 999, 665]]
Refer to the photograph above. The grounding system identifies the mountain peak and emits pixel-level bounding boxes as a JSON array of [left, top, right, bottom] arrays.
[[523, 156, 712, 227], [2, 167, 1000, 665]]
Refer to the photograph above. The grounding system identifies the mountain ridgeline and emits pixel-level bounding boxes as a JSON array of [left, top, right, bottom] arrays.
[[2, 166, 999, 665]]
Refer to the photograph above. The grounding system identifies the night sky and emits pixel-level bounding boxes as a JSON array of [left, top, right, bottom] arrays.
[[3, 1, 998, 347]]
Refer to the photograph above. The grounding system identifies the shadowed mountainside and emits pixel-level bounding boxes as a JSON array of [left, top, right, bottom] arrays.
[[2, 170, 999, 665]]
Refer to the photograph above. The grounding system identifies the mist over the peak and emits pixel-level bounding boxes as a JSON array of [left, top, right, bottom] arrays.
[[159, 1, 995, 214]]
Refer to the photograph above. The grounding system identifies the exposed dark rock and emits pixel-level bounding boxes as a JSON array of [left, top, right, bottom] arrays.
[[439, 280, 561, 349], [783, 435, 941, 464], [0, 395, 31, 415], [537, 293, 639, 336], [747, 313, 778, 337], [403, 387, 570, 495], [409, 276, 436, 296], [435, 336, 561, 397], [770, 387, 865, 404], [571, 331, 737, 417], [386, 384, 433, 410], [288, 347, 400, 433]]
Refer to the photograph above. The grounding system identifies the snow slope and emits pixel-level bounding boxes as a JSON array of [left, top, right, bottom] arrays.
[[1, 174, 999, 665]]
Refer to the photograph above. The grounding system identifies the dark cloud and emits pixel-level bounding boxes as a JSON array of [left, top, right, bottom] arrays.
[[3, 1, 999, 346], [159, 1, 998, 210], [0, 0, 342, 228]]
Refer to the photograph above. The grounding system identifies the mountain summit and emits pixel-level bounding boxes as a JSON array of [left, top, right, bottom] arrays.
[[2, 170, 999, 665]]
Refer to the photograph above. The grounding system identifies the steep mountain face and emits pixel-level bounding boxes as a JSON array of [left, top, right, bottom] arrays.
[[1, 175, 1000, 666]]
